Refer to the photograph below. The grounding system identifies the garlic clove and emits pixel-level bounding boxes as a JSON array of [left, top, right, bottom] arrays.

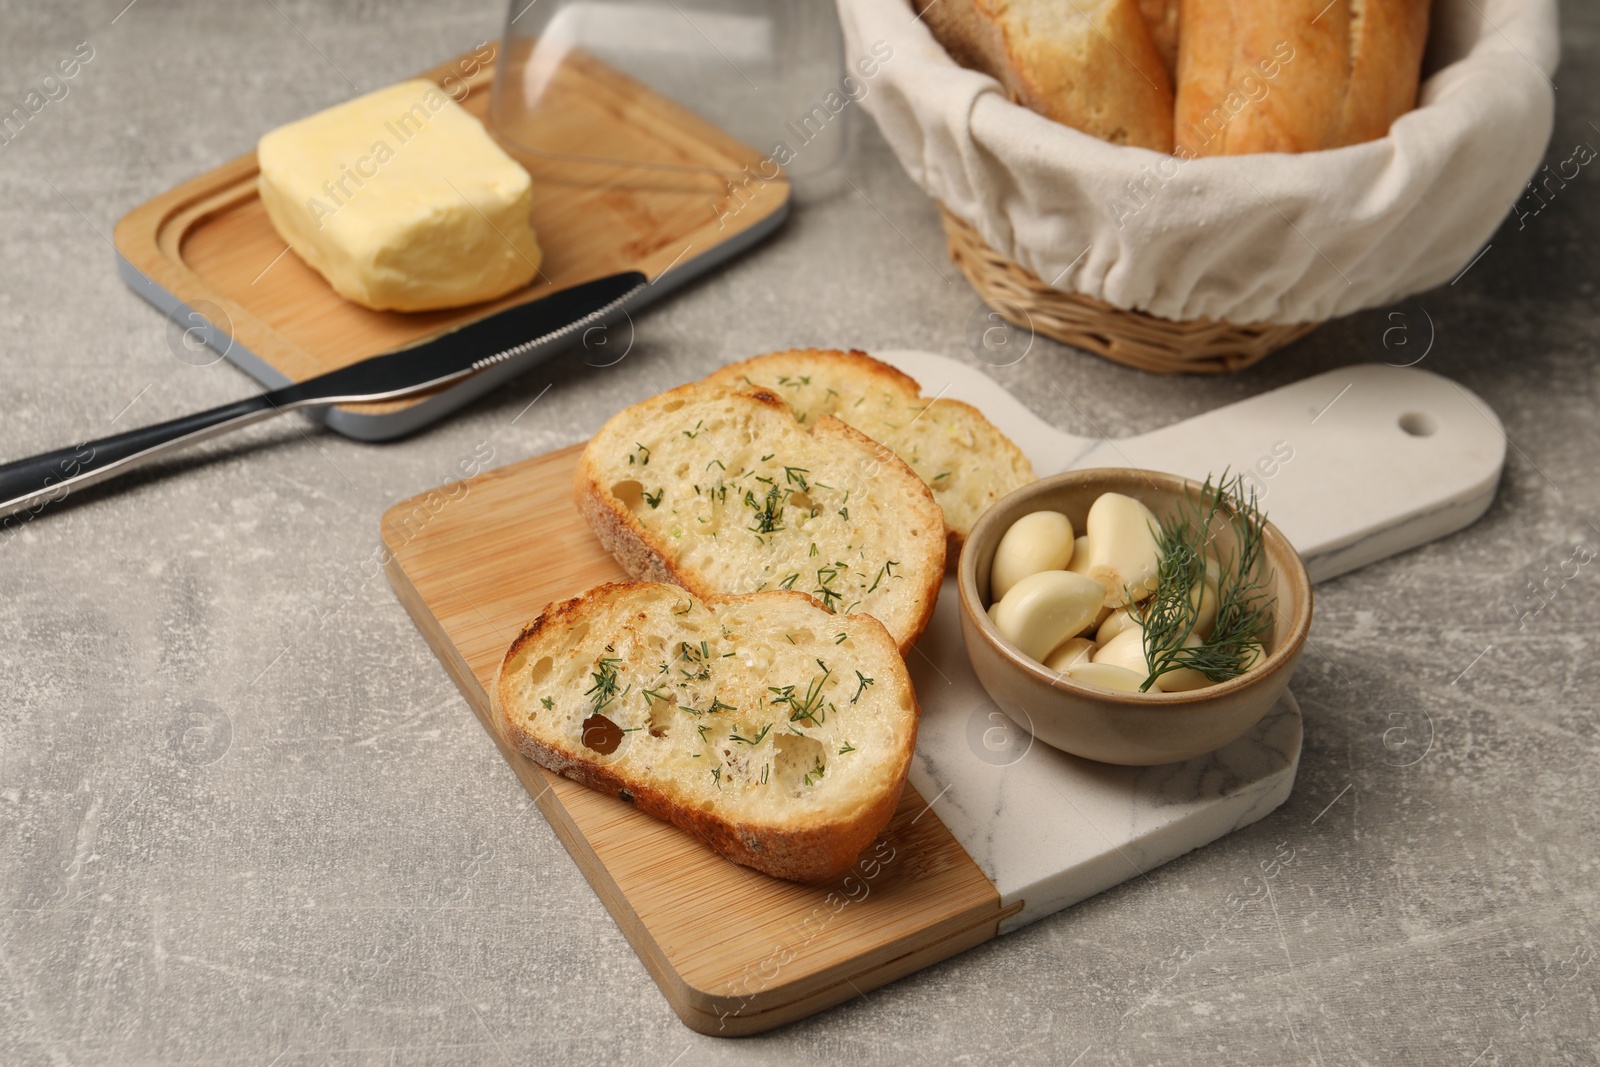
[[1081, 492, 1163, 607], [991, 570, 1107, 662], [1092, 627, 1153, 679], [990, 510, 1075, 600], [1150, 634, 1212, 692], [1082, 603, 1113, 638], [1065, 535, 1094, 575], [1096, 606, 1141, 645], [1063, 661, 1147, 693], [1042, 636, 1095, 672], [1190, 576, 1220, 639]]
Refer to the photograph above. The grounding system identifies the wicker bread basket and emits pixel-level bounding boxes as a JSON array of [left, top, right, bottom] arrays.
[[939, 207, 1318, 374], [840, 0, 1559, 375]]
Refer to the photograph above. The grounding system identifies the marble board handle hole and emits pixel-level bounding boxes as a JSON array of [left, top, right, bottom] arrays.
[[1398, 411, 1438, 437]]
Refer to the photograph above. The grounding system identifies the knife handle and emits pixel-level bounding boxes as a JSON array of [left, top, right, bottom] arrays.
[[0, 392, 287, 522]]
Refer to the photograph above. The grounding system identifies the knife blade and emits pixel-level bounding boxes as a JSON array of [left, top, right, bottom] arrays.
[[0, 270, 647, 522]]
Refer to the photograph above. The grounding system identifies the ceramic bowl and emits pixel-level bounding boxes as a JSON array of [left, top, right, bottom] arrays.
[[957, 469, 1313, 766]]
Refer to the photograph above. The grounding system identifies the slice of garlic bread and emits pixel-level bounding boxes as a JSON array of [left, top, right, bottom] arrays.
[[576, 383, 945, 652], [493, 581, 918, 881], [705, 349, 1036, 551]]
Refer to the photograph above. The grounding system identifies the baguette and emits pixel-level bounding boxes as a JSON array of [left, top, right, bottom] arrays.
[[576, 382, 945, 653], [493, 581, 918, 881], [705, 349, 1036, 553], [1338, 0, 1433, 146], [914, 0, 1175, 152], [1174, 0, 1430, 156]]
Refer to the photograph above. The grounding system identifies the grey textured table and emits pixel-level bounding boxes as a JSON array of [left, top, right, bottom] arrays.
[[2, 2, 1596, 1064]]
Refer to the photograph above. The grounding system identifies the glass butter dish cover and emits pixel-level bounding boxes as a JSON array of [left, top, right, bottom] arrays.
[[489, 0, 851, 199]]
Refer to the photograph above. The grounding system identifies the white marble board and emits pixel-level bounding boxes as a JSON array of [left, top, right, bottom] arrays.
[[872, 352, 1505, 932]]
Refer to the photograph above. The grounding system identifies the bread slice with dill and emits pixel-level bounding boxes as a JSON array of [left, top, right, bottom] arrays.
[[704, 349, 1036, 551], [576, 382, 945, 652], [493, 581, 918, 882]]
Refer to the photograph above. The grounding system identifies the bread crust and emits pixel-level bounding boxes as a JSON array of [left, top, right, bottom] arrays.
[[1174, 0, 1429, 155], [573, 386, 706, 594], [915, 0, 1175, 152], [713, 347, 924, 399], [1339, 0, 1431, 146], [575, 382, 945, 654], [491, 582, 917, 882]]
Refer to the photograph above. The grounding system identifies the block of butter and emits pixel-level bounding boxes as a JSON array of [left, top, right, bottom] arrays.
[[257, 80, 542, 313]]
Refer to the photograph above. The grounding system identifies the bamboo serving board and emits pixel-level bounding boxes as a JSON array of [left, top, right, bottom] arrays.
[[112, 45, 789, 441], [382, 442, 1011, 1036], [382, 352, 1506, 1033]]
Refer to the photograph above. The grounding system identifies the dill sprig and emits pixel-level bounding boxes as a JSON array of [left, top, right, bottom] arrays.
[[802, 756, 827, 787], [784, 466, 810, 492], [744, 484, 786, 534], [729, 722, 772, 746], [678, 640, 711, 680], [866, 559, 899, 595], [585, 656, 628, 713], [769, 661, 832, 726], [812, 564, 846, 612], [1137, 472, 1276, 692]]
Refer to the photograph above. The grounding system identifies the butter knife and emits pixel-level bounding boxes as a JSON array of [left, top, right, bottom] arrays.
[[0, 270, 646, 521]]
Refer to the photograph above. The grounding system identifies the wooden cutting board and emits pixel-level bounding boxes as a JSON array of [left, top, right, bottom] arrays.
[[382, 442, 1012, 1036], [113, 44, 788, 441], [382, 352, 1506, 1033]]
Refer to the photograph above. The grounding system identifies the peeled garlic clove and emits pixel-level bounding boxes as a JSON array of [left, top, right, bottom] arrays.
[[1065, 535, 1094, 575], [1151, 634, 1212, 692], [1240, 641, 1266, 672], [1096, 606, 1141, 645], [1092, 627, 1153, 679], [1081, 493, 1163, 607], [1190, 576, 1220, 639], [1063, 661, 1147, 693], [1155, 666, 1212, 692], [1097, 628, 1217, 692], [1043, 636, 1095, 672], [990, 510, 1075, 600], [991, 570, 1106, 662], [987, 602, 1002, 624], [1081, 603, 1113, 638]]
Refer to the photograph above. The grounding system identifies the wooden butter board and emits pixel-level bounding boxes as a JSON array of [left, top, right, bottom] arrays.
[[112, 45, 789, 441], [382, 351, 1506, 1033]]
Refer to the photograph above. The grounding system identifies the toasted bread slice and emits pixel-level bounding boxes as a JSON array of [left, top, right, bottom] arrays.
[[705, 349, 1036, 552], [577, 382, 945, 653], [493, 581, 918, 881]]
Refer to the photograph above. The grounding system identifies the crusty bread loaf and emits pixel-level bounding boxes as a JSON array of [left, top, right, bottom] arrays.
[[914, 0, 1175, 152], [1174, 0, 1430, 156], [576, 382, 945, 653], [493, 581, 918, 881], [705, 349, 1036, 553]]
